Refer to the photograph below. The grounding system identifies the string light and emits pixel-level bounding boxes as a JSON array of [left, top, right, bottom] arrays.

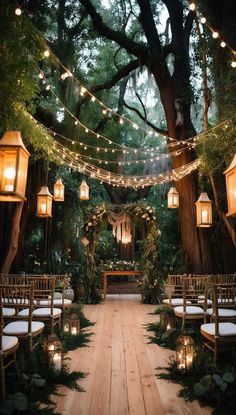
[[44, 49, 50, 58], [15, 8, 22, 16]]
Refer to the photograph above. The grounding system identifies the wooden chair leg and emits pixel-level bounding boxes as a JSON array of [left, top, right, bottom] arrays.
[[0, 355, 6, 399]]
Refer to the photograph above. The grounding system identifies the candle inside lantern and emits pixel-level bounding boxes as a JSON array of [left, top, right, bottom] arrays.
[[41, 203, 47, 214], [166, 323, 171, 331], [71, 327, 77, 335], [64, 324, 70, 333], [53, 353, 62, 372], [3, 167, 16, 191], [201, 209, 208, 223], [48, 344, 55, 351]]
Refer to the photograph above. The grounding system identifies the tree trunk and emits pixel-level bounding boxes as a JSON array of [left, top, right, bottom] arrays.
[[1, 202, 24, 274]]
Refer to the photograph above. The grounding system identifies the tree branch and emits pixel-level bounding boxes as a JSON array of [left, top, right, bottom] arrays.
[[137, 0, 162, 57], [79, 0, 149, 59], [90, 59, 140, 92], [123, 100, 168, 135]]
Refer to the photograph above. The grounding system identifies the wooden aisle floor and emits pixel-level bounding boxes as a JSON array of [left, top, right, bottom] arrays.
[[53, 295, 212, 415]]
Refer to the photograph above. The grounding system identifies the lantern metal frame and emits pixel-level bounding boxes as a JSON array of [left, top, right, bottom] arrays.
[[195, 192, 212, 227], [0, 131, 30, 202], [176, 334, 194, 370], [53, 178, 65, 202], [224, 154, 236, 217], [167, 186, 179, 208], [36, 186, 53, 218], [63, 312, 80, 335]]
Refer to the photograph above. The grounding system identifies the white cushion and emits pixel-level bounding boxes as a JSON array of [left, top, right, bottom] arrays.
[[163, 298, 191, 306], [2, 298, 29, 305], [18, 308, 62, 317], [174, 305, 204, 315], [38, 299, 72, 306], [2, 335, 18, 352], [206, 308, 236, 317], [3, 307, 16, 317], [3, 321, 44, 335], [201, 322, 236, 337], [197, 299, 212, 305]]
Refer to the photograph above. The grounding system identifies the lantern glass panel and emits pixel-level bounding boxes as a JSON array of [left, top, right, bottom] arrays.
[[54, 179, 64, 202], [0, 132, 30, 202], [37, 194, 52, 217], [167, 187, 179, 208], [80, 180, 89, 200], [176, 335, 194, 370]]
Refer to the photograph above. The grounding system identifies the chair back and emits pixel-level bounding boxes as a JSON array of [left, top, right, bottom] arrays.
[[25, 276, 56, 314], [0, 284, 34, 332], [164, 275, 186, 301], [0, 274, 26, 285], [212, 283, 236, 336], [211, 274, 236, 284], [182, 275, 210, 310]]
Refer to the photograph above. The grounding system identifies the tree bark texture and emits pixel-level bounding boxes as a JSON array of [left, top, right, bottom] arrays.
[[1, 202, 24, 274]]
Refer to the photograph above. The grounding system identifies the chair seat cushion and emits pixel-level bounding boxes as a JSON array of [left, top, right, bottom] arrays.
[[38, 299, 72, 306], [197, 299, 212, 305], [206, 308, 236, 318], [2, 335, 18, 352], [2, 298, 29, 305], [201, 322, 236, 337], [163, 298, 191, 306], [3, 321, 44, 335], [174, 305, 204, 315], [18, 308, 62, 317], [3, 307, 16, 317]]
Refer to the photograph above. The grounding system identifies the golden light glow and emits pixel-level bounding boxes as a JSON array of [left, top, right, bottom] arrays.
[[53, 178, 64, 202], [167, 186, 179, 208], [224, 154, 236, 216], [195, 192, 212, 227], [36, 186, 53, 217], [80, 180, 89, 200], [0, 131, 30, 202]]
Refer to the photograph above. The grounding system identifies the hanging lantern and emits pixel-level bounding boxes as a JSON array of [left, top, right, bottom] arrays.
[[36, 186, 53, 217], [53, 178, 64, 202], [195, 192, 212, 227], [167, 187, 179, 208], [80, 180, 89, 200], [176, 334, 194, 370], [0, 131, 30, 202], [224, 154, 236, 216], [46, 333, 63, 373]]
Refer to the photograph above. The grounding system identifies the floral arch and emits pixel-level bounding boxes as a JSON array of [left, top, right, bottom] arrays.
[[82, 201, 161, 304]]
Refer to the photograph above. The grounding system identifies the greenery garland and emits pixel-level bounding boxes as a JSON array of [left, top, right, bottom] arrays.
[[82, 201, 161, 304]]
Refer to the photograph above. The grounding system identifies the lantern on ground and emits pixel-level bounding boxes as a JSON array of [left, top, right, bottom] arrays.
[[36, 186, 53, 217], [0, 131, 30, 202], [53, 178, 64, 201], [46, 333, 63, 372], [80, 180, 89, 200], [167, 187, 179, 208], [159, 308, 175, 331], [195, 192, 212, 227], [176, 334, 194, 370], [70, 312, 80, 335], [224, 154, 236, 216]]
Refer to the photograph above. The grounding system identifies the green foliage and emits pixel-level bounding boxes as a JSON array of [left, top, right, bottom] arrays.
[[154, 305, 175, 316]]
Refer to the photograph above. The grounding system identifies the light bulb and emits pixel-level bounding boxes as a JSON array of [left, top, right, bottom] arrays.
[[4, 167, 16, 180], [220, 41, 226, 48], [119, 118, 124, 124], [231, 61, 236, 68], [15, 8, 22, 16], [189, 3, 196, 11], [46, 85, 50, 90], [44, 49, 50, 58], [212, 31, 219, 39], [38, 73, 44, 79], [201, 16, 206, 24]]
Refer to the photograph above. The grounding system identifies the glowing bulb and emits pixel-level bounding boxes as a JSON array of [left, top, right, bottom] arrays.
[[74, 120, 78, 125], [46, 85, 50, 90], [220, 41, 226, 48], [44, 49, 50, 58], [91, 96, 96, 102], [38, 73, 44, 79], [4, 167, 16, 180], [15, 8, 22, 15], [212, 32, 219, 39], [231, 61, 236, 68], [201, 16, 206, 24], [189, 3, 196, 11], [119, 118, 124, 124]]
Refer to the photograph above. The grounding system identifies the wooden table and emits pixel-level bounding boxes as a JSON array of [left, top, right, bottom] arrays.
[[103, 270, 143, 299]]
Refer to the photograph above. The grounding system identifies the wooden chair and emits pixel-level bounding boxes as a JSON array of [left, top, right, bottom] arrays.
[[210, 274, 236, 284], [22, 276, 62, 333], [0, 275, 26, 319], [201, 283, 236, 362], [162, 275, 190, 307], [0, 287, 19, 398], [1, 284, 44, 352], [174, 275, 209, 330]]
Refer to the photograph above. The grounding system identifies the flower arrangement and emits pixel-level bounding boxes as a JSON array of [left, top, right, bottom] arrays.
[[101, 260, 140, 271]]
